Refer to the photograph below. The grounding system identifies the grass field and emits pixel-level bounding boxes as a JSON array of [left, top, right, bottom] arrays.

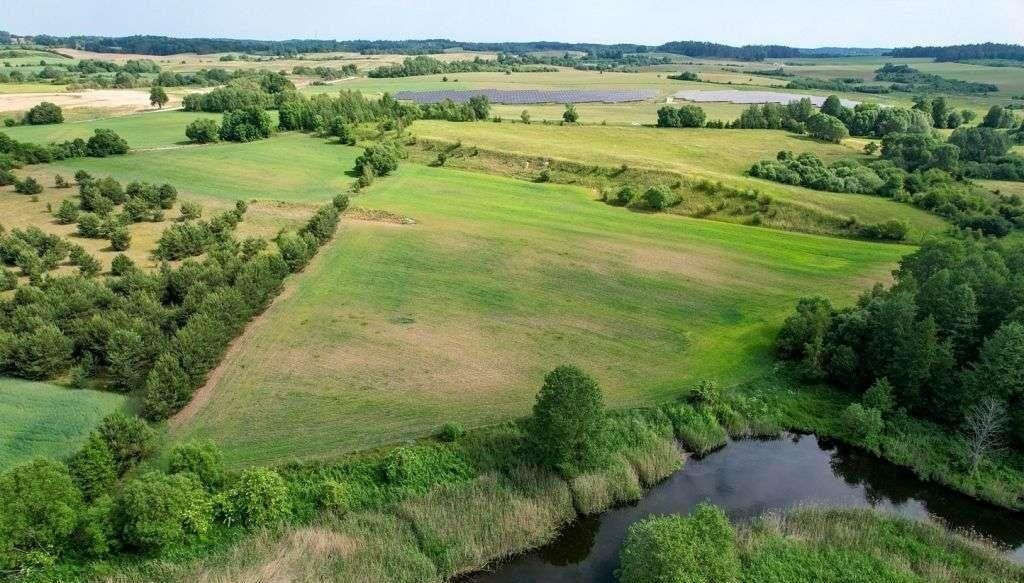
[[0, 377, 126, 469], [411, 120, 947, 240], [174, 163, 909, 467], [2, 110, 221, 149], [47, 131, 358, 203]]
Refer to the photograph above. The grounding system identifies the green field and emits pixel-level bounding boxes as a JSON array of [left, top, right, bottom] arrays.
[[411, 120, 948, 239], [0, 377, 126, 469], [174, 163, 909, 467], [49, 131, 358, 203], [2, 110, 221, 149]]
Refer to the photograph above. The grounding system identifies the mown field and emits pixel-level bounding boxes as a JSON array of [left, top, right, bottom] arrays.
[[411, 120, 948, 240], [0, 377, 125, 469], [47, 131, 357, 203], [174, 163, 910, 467], [2, 109, 222, 149]]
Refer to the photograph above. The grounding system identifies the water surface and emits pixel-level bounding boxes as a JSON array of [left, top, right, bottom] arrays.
[[465, 433, 1024, 583]]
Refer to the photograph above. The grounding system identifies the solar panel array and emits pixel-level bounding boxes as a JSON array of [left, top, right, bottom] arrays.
[[394, 88, 658, 104]]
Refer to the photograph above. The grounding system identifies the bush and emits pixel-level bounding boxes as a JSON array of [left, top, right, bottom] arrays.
[[55, 199, 79, 224], [437, 422, 466, 442], [863, 377, 896, 416], [167, 440, 225, 489], [179, 201, 202, 220], [332, 193, 350, 211], [355, 141, 400, 176], [110, 253, 135, 276], [0, 460, 82, 569], [842, 403, 884, 452], [109, 226, 131, 251], [562, 103, 579, 123], [185, 118, 220, 143], [25, 101, 63, 125], [86, 129, 129, 157], [219, 467, 290, 528], [614, 186, 635, 206], [114, 471, 212, 552], [14, 176, 43, 194], [76, 212, 104, 238], [67, 433, 118, 501], [641, 186, 674, 211], [96, 413, 157, 475], [617, 503, 740, 583], [525, 365, 609, 475]]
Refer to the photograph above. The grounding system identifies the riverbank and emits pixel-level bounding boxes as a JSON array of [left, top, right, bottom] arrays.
[[42, 375, 1024, 582]]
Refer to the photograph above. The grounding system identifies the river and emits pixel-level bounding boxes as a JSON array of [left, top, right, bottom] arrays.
[[464, 433, 1024, 583]]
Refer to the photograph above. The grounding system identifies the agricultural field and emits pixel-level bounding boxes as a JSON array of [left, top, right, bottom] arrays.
[[0, 377, 126, 468], [173, 164, 909, 467]]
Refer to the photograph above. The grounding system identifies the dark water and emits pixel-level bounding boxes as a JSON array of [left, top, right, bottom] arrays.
[[464, 434, 1024, 583]]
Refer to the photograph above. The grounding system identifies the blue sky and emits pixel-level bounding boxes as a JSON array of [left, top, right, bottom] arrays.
[[5, 0, 1023, 47]]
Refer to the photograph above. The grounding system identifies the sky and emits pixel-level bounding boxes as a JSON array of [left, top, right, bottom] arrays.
[[4, 0, 1023, 48]]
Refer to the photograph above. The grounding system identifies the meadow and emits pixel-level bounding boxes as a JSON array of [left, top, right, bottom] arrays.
[[410, 120, 948, 240], [2, 109, 222, 149], [174, 163, 909, 467], [0, 377, 126, 468]]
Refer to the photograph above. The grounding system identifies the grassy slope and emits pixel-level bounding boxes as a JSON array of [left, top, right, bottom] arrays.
[[411, 120, 948, 240], [175, 163, 908, 467], [0, 377, 125, 469]]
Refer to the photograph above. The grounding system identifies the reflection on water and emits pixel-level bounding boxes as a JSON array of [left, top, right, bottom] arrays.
[[463, 433, 1024, 583]]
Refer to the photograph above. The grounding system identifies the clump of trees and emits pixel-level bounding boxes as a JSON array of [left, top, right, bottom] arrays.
[[218, 108, 274, 142], [181, 72, 293, 112], [656, 104, 706, 128], [777, 237, 1024, 459], [354, 141, 401, 180]]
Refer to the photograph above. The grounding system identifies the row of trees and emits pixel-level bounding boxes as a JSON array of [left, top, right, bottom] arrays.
[[0, 128, 128, 167]]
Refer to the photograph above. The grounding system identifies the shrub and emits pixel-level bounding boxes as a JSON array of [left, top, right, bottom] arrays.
[[355, 141, 400, 176], [437, 422, 466, 442], [76, 212, 104, 238], [641, 186, 674, 211], [25, 101, 63, 125], [96, 413, 157, 475], [613, 186, 635, 206], [842, 403, 884, 452], [863, 377, 896, 416], [114, 471, 212, 552], [525, 365, 609, 475], [332, 193, 350, 211], [185, 118, 220, 143], [617, 503, 740, 583], [562, 103, 579, 123], [179, 201, 202, 220], [167, 440, 225, 490], [86, 129, 129, 157], [55, 199, 79, 224], [14, 176, 43, 194], [219, 467, 290, 528], [110, 254, 135, 276], [109, 226, 131, 251], [0, 460, 82, 569], [66, 433, 118, 501]]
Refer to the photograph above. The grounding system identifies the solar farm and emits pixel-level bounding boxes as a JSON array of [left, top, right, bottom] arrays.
[[672, 89, 860, 107]]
